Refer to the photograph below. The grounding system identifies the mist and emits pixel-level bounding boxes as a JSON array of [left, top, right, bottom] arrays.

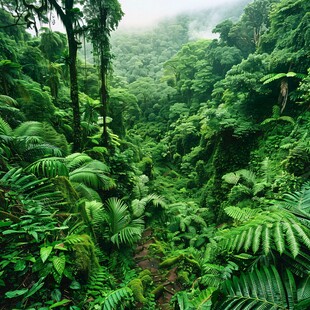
[[118, 0, 253, 30]]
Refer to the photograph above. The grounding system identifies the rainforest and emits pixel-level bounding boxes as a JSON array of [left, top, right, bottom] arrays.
[[0, 0, 309, 309]]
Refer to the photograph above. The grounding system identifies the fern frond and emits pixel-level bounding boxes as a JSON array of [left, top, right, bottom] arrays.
[[0, 115, 13, 136], [85, 200, 106, 228], [101, 287, 132, 310], [284, 222, 300, 258], [219, 209, 310, 257], [224, 207, 261, 223], [282, 183, 310, 213], [87, 266, 115, 298], [222, 172, 240, 185], [284, 269, 297, 309], [65, 234, 85, 246], [216, 266, 295, 309], [261, 73, 287, 84], [274, 222, 285, 254], [0, 95, 19, 107]]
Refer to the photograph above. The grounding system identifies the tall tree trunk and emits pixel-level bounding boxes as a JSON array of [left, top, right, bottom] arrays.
[[67, 28, 81, 151], [100, 49, 109, 147], [49, 0, 81, 151], [99, 3, 109, 147]]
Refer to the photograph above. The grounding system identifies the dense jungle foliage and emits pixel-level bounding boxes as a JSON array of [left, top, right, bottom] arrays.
[[0, 0, 309, 309]]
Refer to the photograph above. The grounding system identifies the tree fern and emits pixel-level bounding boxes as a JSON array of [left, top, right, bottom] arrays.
[[0, 115, 13, 136], [281, 182, 310, 216], [224, 207, 261, 224], [215, 266, 297, 310], [219, 208, 310, 257]]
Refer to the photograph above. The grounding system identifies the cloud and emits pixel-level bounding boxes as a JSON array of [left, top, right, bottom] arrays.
[[118, 0, 250, 29]]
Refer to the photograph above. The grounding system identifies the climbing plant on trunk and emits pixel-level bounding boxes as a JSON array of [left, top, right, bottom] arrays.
[[84, 0, 123, 146], [3, 0, 83, 151]]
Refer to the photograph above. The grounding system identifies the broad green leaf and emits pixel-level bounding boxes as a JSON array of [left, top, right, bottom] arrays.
[[24, 278, 45, 298], [40, 246, 53, 263], [52, 255, 66, 276], [49, 299, 71, 309], [5, 289, 28, 298]]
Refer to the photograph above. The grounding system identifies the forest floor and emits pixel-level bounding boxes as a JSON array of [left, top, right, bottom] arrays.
[[134, 228, 183, 310]]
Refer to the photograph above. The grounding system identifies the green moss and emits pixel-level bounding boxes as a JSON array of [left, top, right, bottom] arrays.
[[128, 278, 146, 303], [139, 269, 152, 278], [140, 274, 153, 287], [53, 176, 79, 211], [177, 270, 190, 286], [72, 234, 99, 281], [159, 255, 184, 268], [151, 285, 164, 299], [148, 240, 166, 256]]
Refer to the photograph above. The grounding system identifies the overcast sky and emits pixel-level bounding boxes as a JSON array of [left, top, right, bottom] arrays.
[[118, 0, 249, 29]]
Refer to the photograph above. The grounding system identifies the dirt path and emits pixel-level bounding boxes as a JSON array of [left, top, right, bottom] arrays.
[[134, 228, 183, 310]]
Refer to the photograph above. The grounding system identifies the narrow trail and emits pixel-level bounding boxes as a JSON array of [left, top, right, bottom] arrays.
[[134, 228, 183, 310]]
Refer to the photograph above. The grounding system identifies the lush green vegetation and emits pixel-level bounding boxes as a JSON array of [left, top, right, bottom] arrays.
[[0, 0, 309, 309]]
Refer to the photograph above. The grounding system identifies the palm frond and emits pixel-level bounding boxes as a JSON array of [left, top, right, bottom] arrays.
[[26, 157, 68, 178], [13, 121, 69, 155], [106, 198, 131, 235], [111, 218, 144, 247], [20, 142, 63, 161], [73, 183, 102, 202], [65, 153, 94, 170], [131, 193, 166, 217], [69, 167, 115, 190], [105, 198, 144, 247]]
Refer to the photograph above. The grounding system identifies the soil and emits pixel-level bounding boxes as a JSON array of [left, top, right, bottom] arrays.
[[134, 228, 183, 310]]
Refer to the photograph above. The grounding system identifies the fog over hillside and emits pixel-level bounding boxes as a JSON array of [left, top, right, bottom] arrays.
[[117, 0, 253, 39]]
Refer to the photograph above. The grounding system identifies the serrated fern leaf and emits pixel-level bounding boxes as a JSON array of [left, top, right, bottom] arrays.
[[222, 172, 240, 185], [216, 266, 295, 310], [0, 115, 13, 136], [224, 207, 261, 223], [274, 222, 285, 254], [284, 222, 299, 258], [218, 209, 310, 257], [101, 287, 132, 310]]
